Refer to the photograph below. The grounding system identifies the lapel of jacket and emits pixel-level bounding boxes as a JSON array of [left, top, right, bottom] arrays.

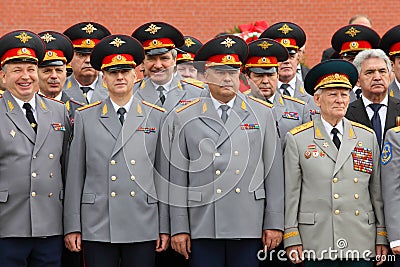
[[99, 98, 121, 140], [136, 77, 159, 105], [4, 90, 36, 143], [313, 115, 338, 162], [333, 118, 358, 175], [347, 98, 372, 128], [216, 93, 250, 148], [112, 98, 145, 156], [163, 77, 186, 112], [273, 94, 285, 123], [385, 97, 400, 132], [199, 95, 224, 135], [33, 94, 52, 155], [65, 75, 87, 105]]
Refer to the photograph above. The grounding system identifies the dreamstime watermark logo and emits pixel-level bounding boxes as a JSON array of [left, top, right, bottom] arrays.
[[257, 238, 396, 262]]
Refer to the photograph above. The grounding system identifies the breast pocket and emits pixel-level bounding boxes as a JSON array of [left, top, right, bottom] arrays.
[[298, 212, 315, 225]]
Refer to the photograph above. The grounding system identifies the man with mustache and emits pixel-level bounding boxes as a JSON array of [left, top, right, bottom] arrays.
[[345, 49, 400, 149], [38, 31, 83, 121], [62, 22, 111, 105]]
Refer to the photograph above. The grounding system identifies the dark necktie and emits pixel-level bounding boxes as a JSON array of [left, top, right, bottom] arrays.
[[23, 103, 38, 133], [156, 86, 166, 105], [355, 88, 362, 99], [81, 86, 92, 102], [117, 107, 126, 125], [220, 105, 229, 124], [280, 84, 291, 96], [369, 103, 383, 147], [331, 128, 341, 150]]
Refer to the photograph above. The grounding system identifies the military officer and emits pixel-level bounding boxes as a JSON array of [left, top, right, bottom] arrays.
[[63, 34, 169, 267], [259, 22, 314, 107], [176, 36, 203, 80], [284, 59, 388, 266], [0, 30, 71, 267], [381, 25, 400, 99], [169, 35, 284, 267], [63, 22, 111, 105], [38, 31, 83, 122], [132, 22, 204, 113], [132, 23, 205, 267], [244, 37, 311, 149], [331, 24, 380, 102]]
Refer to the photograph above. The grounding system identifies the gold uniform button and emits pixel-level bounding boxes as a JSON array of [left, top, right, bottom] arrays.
[[33, 155, 37, 159], [49, 172, 54, 178], [215, 152, 221, 157], [130, 191, 135, 197], [110, 160, 116, 165], [131, 175, 136, 181], [354, 178, 359, 183], [354, 194, 359, 199], [131, 160, 136, 165], [355, 210, 360, 216], [216, 188, 222, 194], [333, 178, 339, 183], [31, 192, 36, 197], [216, 170, 221, 176], [48, 193, 53, 197], [31, 172, 37, 178], [111, 192, 116, 197], [111, 176, 117, 181], [235, 170, 240, 175], [235, 188, 241, 193], [49, 154, 54, 159], [234, 151, 239, 156], [333, 194, 339, 199], [334, 210, 340, 215]]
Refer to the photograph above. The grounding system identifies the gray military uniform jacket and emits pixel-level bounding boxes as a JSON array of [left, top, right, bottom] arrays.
[[63, 97, 168, 243], [0, 90, 71, 237], [381, 126, 400, 242], [169, 90, 284, 239], [272, 93, 312, 149], [388, 80, 400, 99], [63, 73, 109, 105], [284, 115, 387, 259]]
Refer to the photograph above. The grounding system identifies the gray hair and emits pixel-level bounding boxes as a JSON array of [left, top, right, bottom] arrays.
[[1, 64, 7, 72], [171, 49, 177, 60], [353, 49, 392, 74]]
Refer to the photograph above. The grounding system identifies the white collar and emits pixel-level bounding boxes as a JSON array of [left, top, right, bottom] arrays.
[[278, 76, 296, 89], [110, 95, 134, 114], [321, 116, 344, 137], [151, 76, 174, 92], [210, 93, 236, 111], [362, 94, 388, 108], [11, 93, 36, 112], [76, 75, 99, 90]]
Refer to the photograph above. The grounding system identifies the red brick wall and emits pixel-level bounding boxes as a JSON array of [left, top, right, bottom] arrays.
[[1, 0, 399, 68]]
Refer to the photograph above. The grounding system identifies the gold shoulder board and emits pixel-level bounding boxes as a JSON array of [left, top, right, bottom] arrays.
[[289, 121, 314, 135], [249, 95, 273, 108], [391, 126, 400, 133], [77, 101, 102, 111], [176, 98, 200, 113], [142, 101, 166, 112], [37, 93, 65, 104], [281, 94, 306, 105], [182, 78, 204, 89], [350, 121, 374, 133], [243, 89, 251, 95]]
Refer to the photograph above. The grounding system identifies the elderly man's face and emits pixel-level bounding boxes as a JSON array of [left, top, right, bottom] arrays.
[[38, 65, 67, 98], [358, 57, 390, 100], [177, 62, 197, 79], [314, 88, 350, 123], [278, 52, 298, 82], [205, 67, 240, 103]]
